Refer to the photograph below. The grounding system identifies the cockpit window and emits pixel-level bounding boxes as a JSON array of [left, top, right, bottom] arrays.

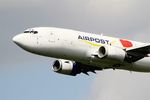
[[24, 30, 38, 34], [33, 31, 38, 34], [24, 31, 30, 33]]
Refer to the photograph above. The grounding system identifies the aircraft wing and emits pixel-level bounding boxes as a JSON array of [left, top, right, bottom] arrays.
[[126, 44, 150, 62], [126, 44, 150, 55]]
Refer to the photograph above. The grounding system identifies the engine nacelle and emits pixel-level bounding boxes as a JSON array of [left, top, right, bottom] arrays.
[[52, 59, 79, 76], [98, 45, 126, 63]]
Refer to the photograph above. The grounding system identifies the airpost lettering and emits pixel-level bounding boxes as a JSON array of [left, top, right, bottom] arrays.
[[78, 35, 109, 44]]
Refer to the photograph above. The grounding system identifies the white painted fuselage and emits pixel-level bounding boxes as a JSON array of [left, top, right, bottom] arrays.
[[13, 27, 150, 75]]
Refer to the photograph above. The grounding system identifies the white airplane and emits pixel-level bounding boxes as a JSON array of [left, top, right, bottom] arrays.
[[13, 27, 150, 76]]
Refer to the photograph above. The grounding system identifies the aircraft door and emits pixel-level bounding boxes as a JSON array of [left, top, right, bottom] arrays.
[[49, 32, 55, 43]]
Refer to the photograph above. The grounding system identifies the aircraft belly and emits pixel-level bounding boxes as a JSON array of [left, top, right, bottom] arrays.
[[132, 57, 150, 72], [116, 57, 150, 72]]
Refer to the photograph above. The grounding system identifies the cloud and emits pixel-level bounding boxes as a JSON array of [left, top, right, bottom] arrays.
[[86, 0, 150, 34], [1, 0, 149, 34], [88, 70, 150, 100]]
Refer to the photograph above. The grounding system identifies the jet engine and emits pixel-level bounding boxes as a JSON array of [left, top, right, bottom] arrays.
[[52, 59, 80, 76], [98, 45, 126, 62], [52, 59, 101, 76]]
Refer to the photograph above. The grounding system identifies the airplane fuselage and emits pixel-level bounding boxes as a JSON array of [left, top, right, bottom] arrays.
[[13, 27, 150, 75]]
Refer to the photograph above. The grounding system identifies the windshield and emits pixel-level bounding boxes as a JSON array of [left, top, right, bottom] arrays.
[[24, 30, 38, 34]]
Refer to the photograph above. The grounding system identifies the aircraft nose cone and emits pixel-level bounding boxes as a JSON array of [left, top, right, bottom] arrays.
[[13, 35, 18, 43], [12, 34, 37, 52], [13, 34, 22, 45]]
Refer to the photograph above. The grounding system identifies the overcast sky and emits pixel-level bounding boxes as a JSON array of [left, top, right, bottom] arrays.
[[0, 0, 150, 100]]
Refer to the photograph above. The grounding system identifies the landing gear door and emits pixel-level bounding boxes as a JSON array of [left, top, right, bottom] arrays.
[[49, 32, 55, 43]]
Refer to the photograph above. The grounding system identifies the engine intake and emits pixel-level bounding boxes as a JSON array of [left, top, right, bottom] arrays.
[[53, 60, 62, 72]]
